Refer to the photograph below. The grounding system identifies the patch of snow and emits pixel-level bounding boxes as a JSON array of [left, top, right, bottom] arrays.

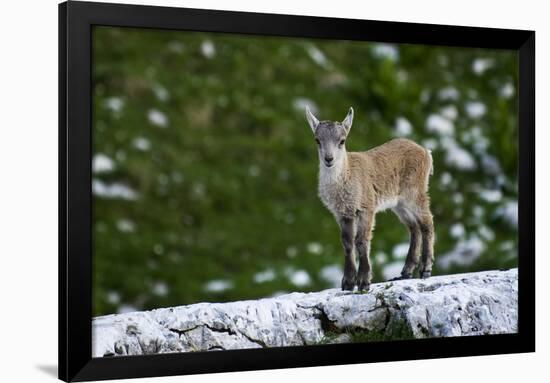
[[472, 205, 485, 219], [116, 218, 135, 233], [394, 117, 412, 136], [372, 43, 399, 61], [253, 269, 276, 284], [286, 246, 298, 258], [462, 126, 489, 153], [204, 279, 233, 293], [440, 105, 458, 121], [200, 40, 216, 58], [286, 269, 311, 287], [92, 153, 115, 174], [437, 235, 486, 269], [374, 252, 387, 264], [306, 45, 329, 67], [480, 154, 502, 175], [319, 264, 342, 288], [440, 172, 453, 187], [479, 189, 503, 203], [465, 101, 487, 119], [92, 179, 139, 200], [133, 137, 151, 151], [478, 225, 495, 241], [392, 242, 409, 259], [382, 261, 403, 280], [152, 282, 169, 297], [148, 109, 169, 128], [106, 291, 121, 305], [426, 114, 454, 136], [422, 138, 438, 151], [105, 97, 124, 112], [472, 58, 494, 75], [307, 242, 323, 255], [452, 193, 464, 204], [449, 223, 465, 239], [438, 86, 459, 101], [153, 84, 170, 102], [495, 201, 518, 227], [499, 240, 515, 252], [499, 82, 515, 99], [441, 137, 476, 171], [293, 97, 317, 114]]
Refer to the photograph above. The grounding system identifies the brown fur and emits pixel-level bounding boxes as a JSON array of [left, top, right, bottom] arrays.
[[306, 106, 434, 291]]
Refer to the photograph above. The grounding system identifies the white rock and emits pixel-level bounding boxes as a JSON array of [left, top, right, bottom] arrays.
[[93, 269, 518, 357]]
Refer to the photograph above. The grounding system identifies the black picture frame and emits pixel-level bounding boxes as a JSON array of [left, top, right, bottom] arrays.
[[59, 1, 535, 381]]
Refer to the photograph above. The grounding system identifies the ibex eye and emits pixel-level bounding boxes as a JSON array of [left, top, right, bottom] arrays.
[[315, 139, 321, 146], [339, 140, 346, 146]]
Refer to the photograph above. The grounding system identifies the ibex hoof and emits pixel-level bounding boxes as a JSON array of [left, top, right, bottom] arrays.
[[357, 282, 370, 292], [420, 271, 431, 279], [387, 273, 411, 281], [341, 276, 356, 291]]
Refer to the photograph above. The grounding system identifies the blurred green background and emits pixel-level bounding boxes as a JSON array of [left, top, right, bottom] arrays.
[[92, 27, 518, 317]]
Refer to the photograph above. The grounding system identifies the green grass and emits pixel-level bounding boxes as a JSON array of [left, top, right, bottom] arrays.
[[91, 26, 518, 316], [319, 317, 415, 344]]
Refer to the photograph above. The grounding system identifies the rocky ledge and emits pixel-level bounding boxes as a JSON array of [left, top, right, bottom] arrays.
[[92, 268, 518, 357]]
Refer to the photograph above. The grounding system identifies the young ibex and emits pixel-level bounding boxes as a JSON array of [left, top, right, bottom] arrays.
[[306, 106, 434, 291]]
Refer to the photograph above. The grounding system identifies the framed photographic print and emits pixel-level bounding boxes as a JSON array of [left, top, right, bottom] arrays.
[[59, 1, 535, 381]]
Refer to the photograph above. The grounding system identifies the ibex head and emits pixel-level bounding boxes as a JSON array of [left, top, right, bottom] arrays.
[[305, 106, 354, 168]]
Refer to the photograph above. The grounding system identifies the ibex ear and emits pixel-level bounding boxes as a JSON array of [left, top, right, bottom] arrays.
[[305, 106, 319, 134], [342, 107, 354, 134]]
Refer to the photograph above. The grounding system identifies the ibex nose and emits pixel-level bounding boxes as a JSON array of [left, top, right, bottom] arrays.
[[324, 155, 334, 165]]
